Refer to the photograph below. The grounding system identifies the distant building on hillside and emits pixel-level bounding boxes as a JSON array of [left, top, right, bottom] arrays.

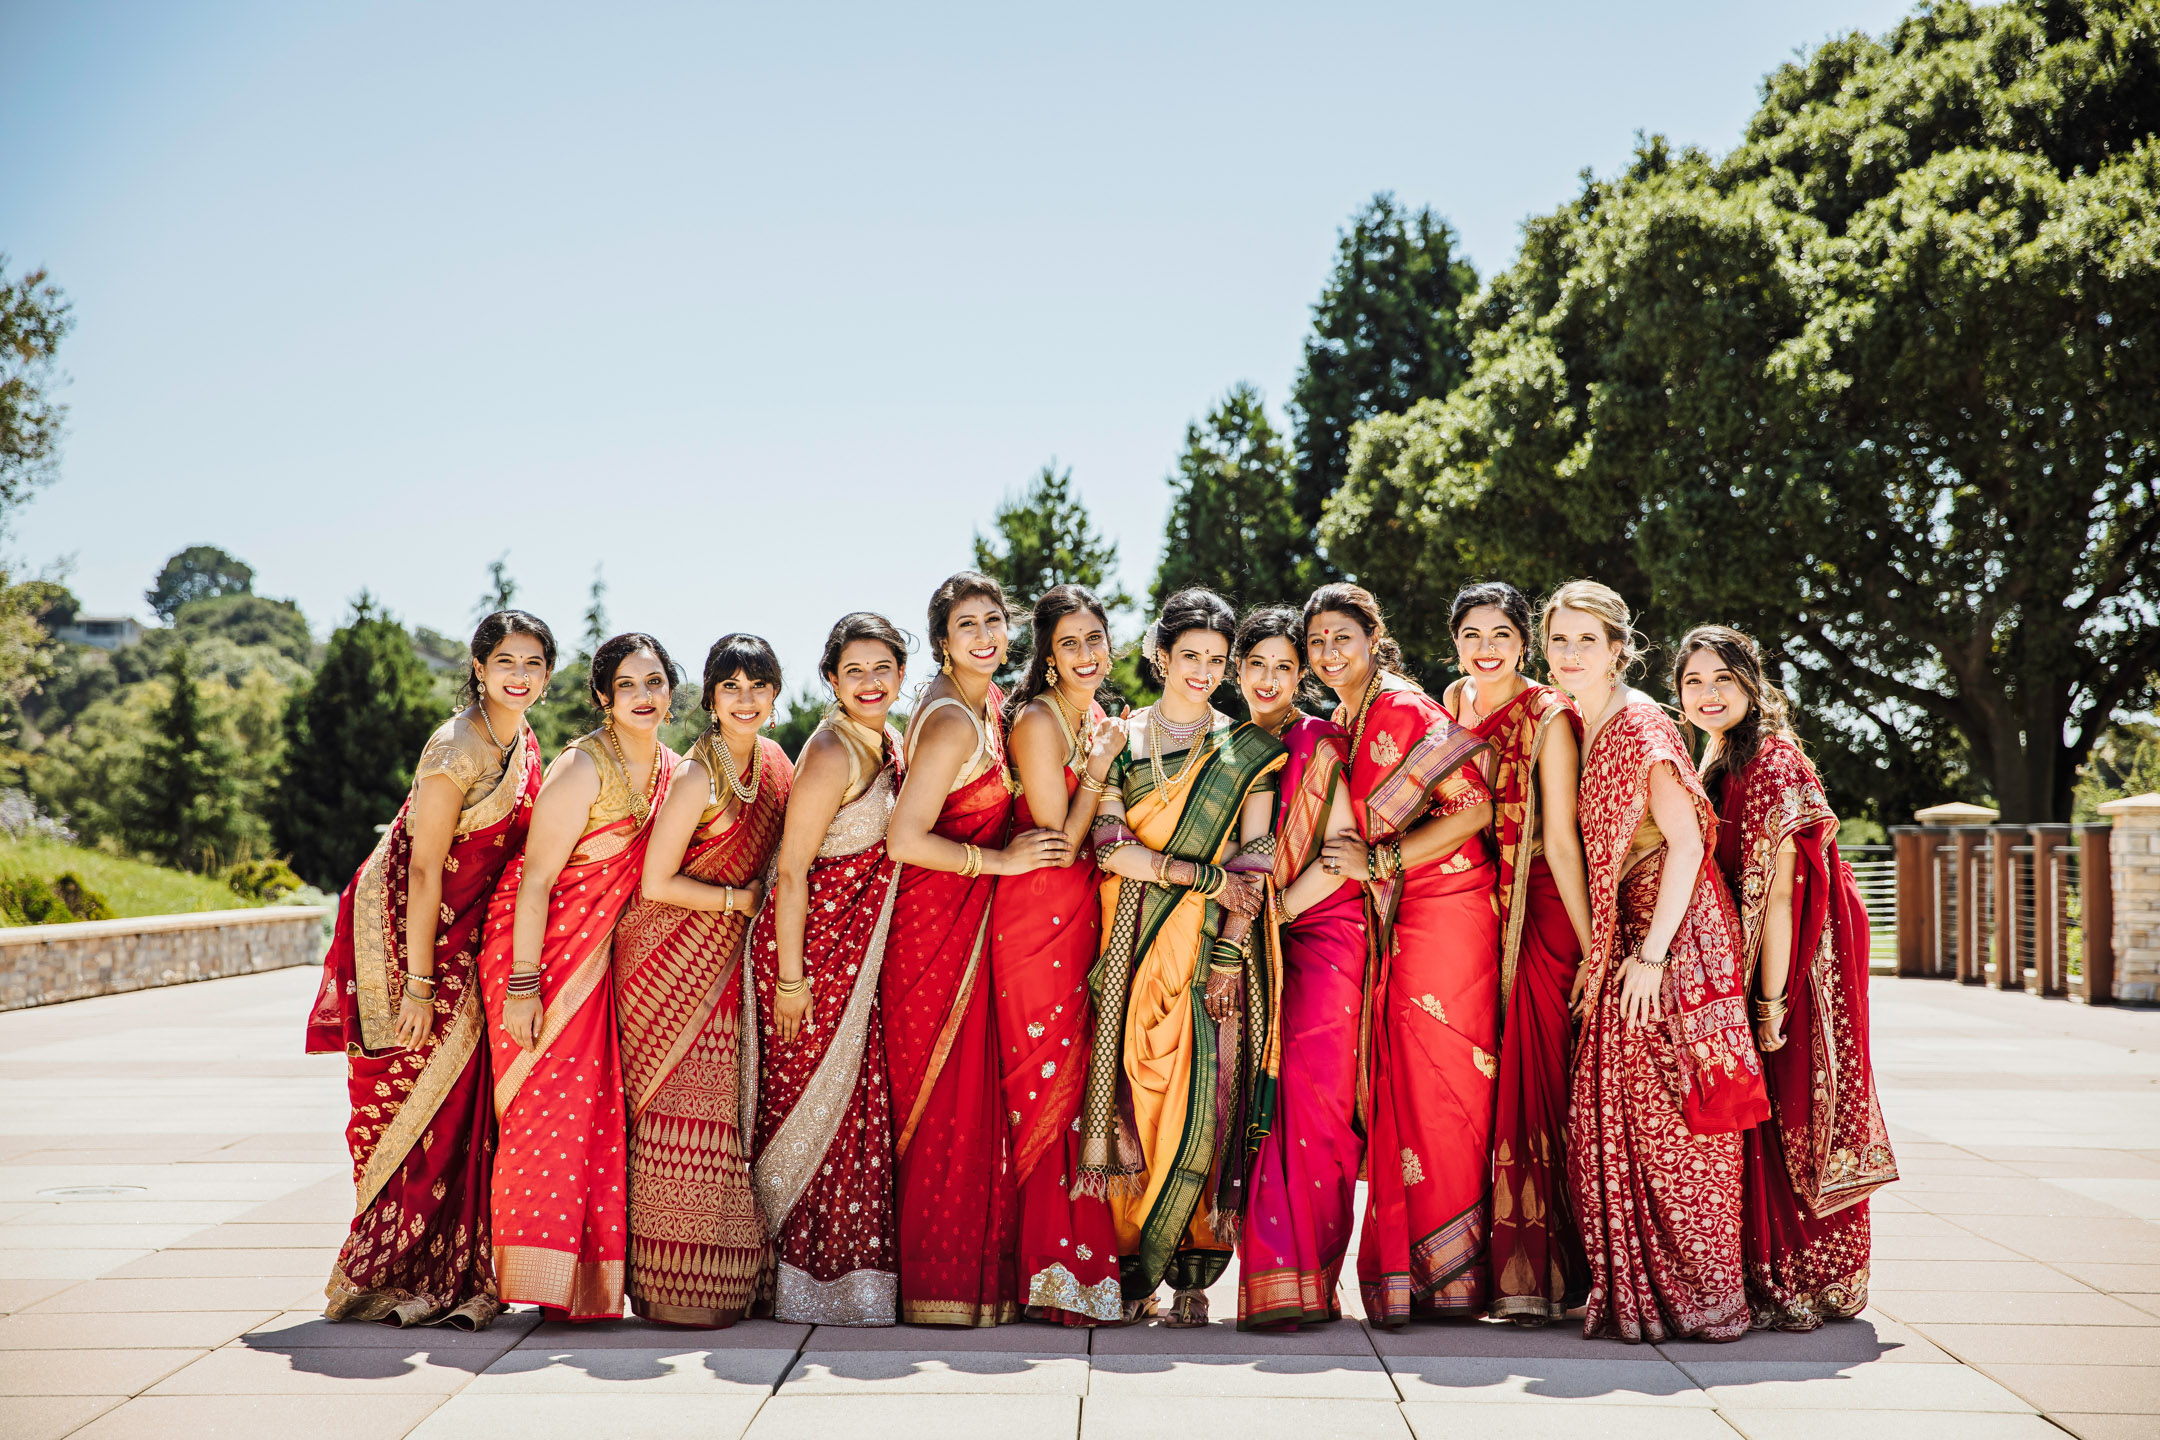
[[54, 615, 145, 650]]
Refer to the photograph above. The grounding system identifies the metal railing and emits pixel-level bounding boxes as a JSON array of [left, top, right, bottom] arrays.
[[1843, 844, 1898, 968], [1889, 822, 2113, 1002]]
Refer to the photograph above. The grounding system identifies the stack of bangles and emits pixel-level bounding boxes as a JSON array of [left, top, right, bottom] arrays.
[[1369, 841, 1407, 883], [1188, 863, 1229, 899], [1078, 769, 1114, 796], [775, 974, 810, 997], [503, 967, 541, 998], [402, 971, 437, 1003], [1753, 990, 1787, 1023], [1208, 932, 1248, 973], [958, 844, 984, 879]]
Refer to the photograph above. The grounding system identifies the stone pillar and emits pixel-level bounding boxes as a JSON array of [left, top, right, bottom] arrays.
[[2097, 794, 2160, 1004]]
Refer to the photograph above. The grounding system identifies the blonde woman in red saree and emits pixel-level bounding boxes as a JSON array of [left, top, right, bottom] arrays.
[[1231, 607, 1366, 1331], [1548, 582, 1767, 1343], [1442, 582, 1594, 1325], [993, 584, 1126, 1325], [481, 633, 682, 1321], [1304, 584, 1498, 1327], [746, 613, 910, 1326], [308, 611, 553, 1328], [615, 634, 795, 1327], [1676, 627, 1896, 1331]]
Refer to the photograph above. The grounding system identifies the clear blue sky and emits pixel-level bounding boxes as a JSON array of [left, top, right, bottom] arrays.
[[3, 0, 1917, 692]]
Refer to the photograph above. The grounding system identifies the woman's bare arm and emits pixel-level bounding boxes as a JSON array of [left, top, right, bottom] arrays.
[[768, 731, 850, 1044], [502, 750, 601, 1050], [889, 705, 1070, 876], [1538, 721, 1595, 957], [638, 762, 757, 914], [395, 772, 464, 1048], [1281, 781, 1357, 920]]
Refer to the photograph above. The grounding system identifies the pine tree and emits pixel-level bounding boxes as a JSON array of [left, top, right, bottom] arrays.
[[127, 645, 246, 870], [1152, 384, 1312, 613], [474, 552, 518, 618], [973, 464, 1131, 613], [274, 594, 444, 888]]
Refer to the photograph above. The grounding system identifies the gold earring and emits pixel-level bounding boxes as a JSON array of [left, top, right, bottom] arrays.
[[940, 653, 952, 675], [1047, 661, 1059, 684]]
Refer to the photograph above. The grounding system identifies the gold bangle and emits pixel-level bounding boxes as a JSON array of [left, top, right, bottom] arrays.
[[775, 974, 809, 996]]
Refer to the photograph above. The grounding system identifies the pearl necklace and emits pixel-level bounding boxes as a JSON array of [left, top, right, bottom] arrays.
[[705, 727, 761, 807], [1148, 705, 1210, 794]]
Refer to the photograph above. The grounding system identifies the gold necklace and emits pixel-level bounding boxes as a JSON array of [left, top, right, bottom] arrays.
[[1148, 705, 1209, 794], [477, 700, 516, 766], [706, 727, 760, 806], [605, 721, 660, 823], [1047, 685, 1088, 767], [1343, 669, 1384, 759]]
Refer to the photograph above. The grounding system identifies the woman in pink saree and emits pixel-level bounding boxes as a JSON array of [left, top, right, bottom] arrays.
[[481, 633, 682, 1321], [1676, 626, 1896, 1331], [308, 611, 553, 1328], [1231, 607, 1366, 1331]]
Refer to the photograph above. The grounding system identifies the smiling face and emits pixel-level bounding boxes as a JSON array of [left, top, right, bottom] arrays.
[[1048, 608, 1111, 696], [1678, 648, 1750, 737], [1238, 635, 1301, 729], [1306, 610, 1374, 701], [708, 669, 778, 743], [477, 632, 551, 718], [1543, 606, 1622, 700], [943, 595, 1009, 681], [607, 649, 673, 737], [828, 639, 901, 726], [1454, 603, 1524, 685], [1156, 628, 1229, 714]]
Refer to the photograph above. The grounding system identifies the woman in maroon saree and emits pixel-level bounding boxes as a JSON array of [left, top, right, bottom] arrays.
[[1547, 583, 1767, 1343], [885, 572, 1070, 1325], [482, 633, 682, 1321], [308, 611, 554, 1328], [1304, 584, 1498, 1328], [1675, 626, 1896, 1331], [1442, 582, 1594, 1324], [1231, 607, 1366, 1330], [994, 584, 1126, 1324], [615, 634, 794, 1326]]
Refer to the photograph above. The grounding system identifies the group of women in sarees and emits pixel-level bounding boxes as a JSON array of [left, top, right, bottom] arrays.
[[305, 570, 1897, 1342]]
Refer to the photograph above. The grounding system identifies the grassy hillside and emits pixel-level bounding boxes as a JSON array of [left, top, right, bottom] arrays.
[[0, 838, 266, 922]]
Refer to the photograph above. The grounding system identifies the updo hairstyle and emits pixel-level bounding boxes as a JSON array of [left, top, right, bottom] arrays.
[[926, 571, 1010, 666], [700, 633, 782, 712], [1538, 579, 1646, 683], [1141, 588, 1237, 687], [462, 609, 557, 708], [588, 632, 683, 710], [1299, 582, 1406, 674]]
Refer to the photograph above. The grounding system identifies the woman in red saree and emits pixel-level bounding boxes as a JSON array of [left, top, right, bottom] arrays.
[[1441, 582, 1594, 1325], [308, 611, 554, 1328], [994, 584, 1126, 1324], [615, 634, 795, 1326], [1304, 583, 1498, 1328], [885, 572, 1070, 1325], [481, 632, 682, 1321], [1675, 626, 1896, 1331], [1547, 582, 1767, 1343], [745, 613, 910, 1326], [1232, 607, 1366, 1331]]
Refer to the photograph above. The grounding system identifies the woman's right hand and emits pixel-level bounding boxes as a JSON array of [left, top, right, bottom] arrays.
[[999, 827, 1074, 874], [1616, 955, 1667, 1029], [773, 982, 812, 1044], [503, 992, 544, 1052], [394, 992, 436, 1051], [1218, 872, 1265, 918], [1086, 713, 1127, 769]]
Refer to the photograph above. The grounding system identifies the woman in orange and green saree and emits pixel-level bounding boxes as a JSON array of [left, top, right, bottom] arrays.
[[1304, 582, 1498, 1328], [481, 632, 683, 1321], [1079, 587, 1284, 1329], [308, 610, 554, 1328], [615, 634, 795, 1327], [1231, 606, 1366, 1331], [1441, 582, 1594, 1325]]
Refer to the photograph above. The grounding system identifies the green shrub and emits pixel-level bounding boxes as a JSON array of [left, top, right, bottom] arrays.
[[52, 872, 115, 921], [225, 856, 303, 903]]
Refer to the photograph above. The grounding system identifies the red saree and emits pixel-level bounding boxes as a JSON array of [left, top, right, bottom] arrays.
[[992, 714, 1122, 1325], [746, 717, 903, 1326], [1569, 700, 1766, 1343], [883, 691, 1020, 1326], [614, 735, 794, 1327], [480, 733, 678, 1321], [1349, 682, 1500, 1327], [1716, 734, 1896, 1331], [308, 715, 540, 1328], [1238, 714, 1367, 1330], [1448, 679, 1591, 1324]]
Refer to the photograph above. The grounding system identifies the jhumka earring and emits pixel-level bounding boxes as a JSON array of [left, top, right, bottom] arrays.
[[940, 653, 953, 676], [1047, 661, 1059, 684]]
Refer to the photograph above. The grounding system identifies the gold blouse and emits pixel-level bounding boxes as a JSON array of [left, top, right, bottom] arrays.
[[413, 711, 510, 808]]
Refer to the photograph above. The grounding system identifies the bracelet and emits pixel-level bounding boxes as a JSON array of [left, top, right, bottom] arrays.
[[1193, 863, 1227, 900], [1208, 936, 1247, 971], [1080, 771, 1115, 796], [1636, 951, 1672, 971], [402, 971, 437, 995], [958, 843, 982, 880], [503, 970, 541, 997], [774, 974, 810, 996], [1752, 993, 1788, 1019]]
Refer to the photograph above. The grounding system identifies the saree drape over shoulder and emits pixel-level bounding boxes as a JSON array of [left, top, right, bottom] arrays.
[[1716, 735, 1896, 1331], [1079, 716, 1285, 1304], [992, 700, 1122, 1325], [881, 690, 1021, 1326], [1348, 683, 1500, 1327], [480, 733, 678, 1322], [1570, 701, 1766, 1343], [1238, 714, 1367, 1330], [614, 734, 794, 1327], [307, 714, 540, 1328], [745, 716, 903, 1326], [1447, 678, 1591, 1325]]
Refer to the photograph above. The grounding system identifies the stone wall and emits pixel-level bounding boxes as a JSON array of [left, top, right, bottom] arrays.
[[0, 907, 331, 1012], [2099, 794, 2160, 1005]]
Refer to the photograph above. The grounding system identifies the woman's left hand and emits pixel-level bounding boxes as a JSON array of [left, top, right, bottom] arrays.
[[1617, 954, 1666, 1028], [1218, 873, 1264, 918], [394, 992, 435, 1050], [1320, 830, 1370, 883], [1203, 966, 1243, 1023], [1756, 1010, 1788, 1052]]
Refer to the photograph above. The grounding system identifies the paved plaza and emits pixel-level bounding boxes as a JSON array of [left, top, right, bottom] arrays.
[[0, 966, 2155, 1440]]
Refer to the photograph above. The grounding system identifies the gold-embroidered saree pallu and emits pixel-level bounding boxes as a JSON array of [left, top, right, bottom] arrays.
[[614, 735, 794, 1327], [306, 715, 540, 1328], [1446, 678, 1593, 1324], [1077, 718, 1285, 1306], [1569, 701, 1767, 1343], [1348, 683, 1501, 1327], [1716, 734, 1896, 1332], [480, 734, 679, 1322]]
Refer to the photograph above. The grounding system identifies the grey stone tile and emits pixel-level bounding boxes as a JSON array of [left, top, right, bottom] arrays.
[[67, 1393, 444, 1440], [0, 1347, 207, 1395], [466, 1346, 797, 1392], [227, 1179, 354, 1225], [1990, 1219, 2160, 1266], [0, 1394, 126, 1440], [1089, 1352, 1396, 1398], [0, 1279, 71, 1313], [1084, 1395, 1410, 1439], [1914, 1323, 2160, 1365], [1720, 1413, 2075, 1440], [747, 1393, 1079, 1439], [1971, 1362, 2160, 1415], [1869, 1260, 2091, 1293], [1658, 1312, 1952, 1365], [0, 1202, 253, 1227], [781, 1349, 1089, 1394], [0, 1310, 274, 1350], [0, 1248, 150, 1280], [1370, 1320, 1669, 1360], [1874, 1290, 2157, 1325], [407, 1392, 767, 1439], [1868, 1211, 1972, 1238], [22, 1276, 325, 1313], [1678, 1358, 2037, 1411], [242, 1311, 533, 1360], [514, 1315, 809, 1350], [1401, 1402, 1743, 1440], [1384, 1355, 1712, 1404], [144, 1343, 495, 1394], [2121, 1292, 2160, 1319], [102, 1247, 331, 1279], [2053, 1261, 2160, 1292], [167, 1223, 348, 1249], [2051, 1417, 2160, 1440], [1870, 1233, 2029, 1262], [0, 1225, 205, 1251], [1093, 1315, 1376, 1355], [807, 1319, 1084, 1351]]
